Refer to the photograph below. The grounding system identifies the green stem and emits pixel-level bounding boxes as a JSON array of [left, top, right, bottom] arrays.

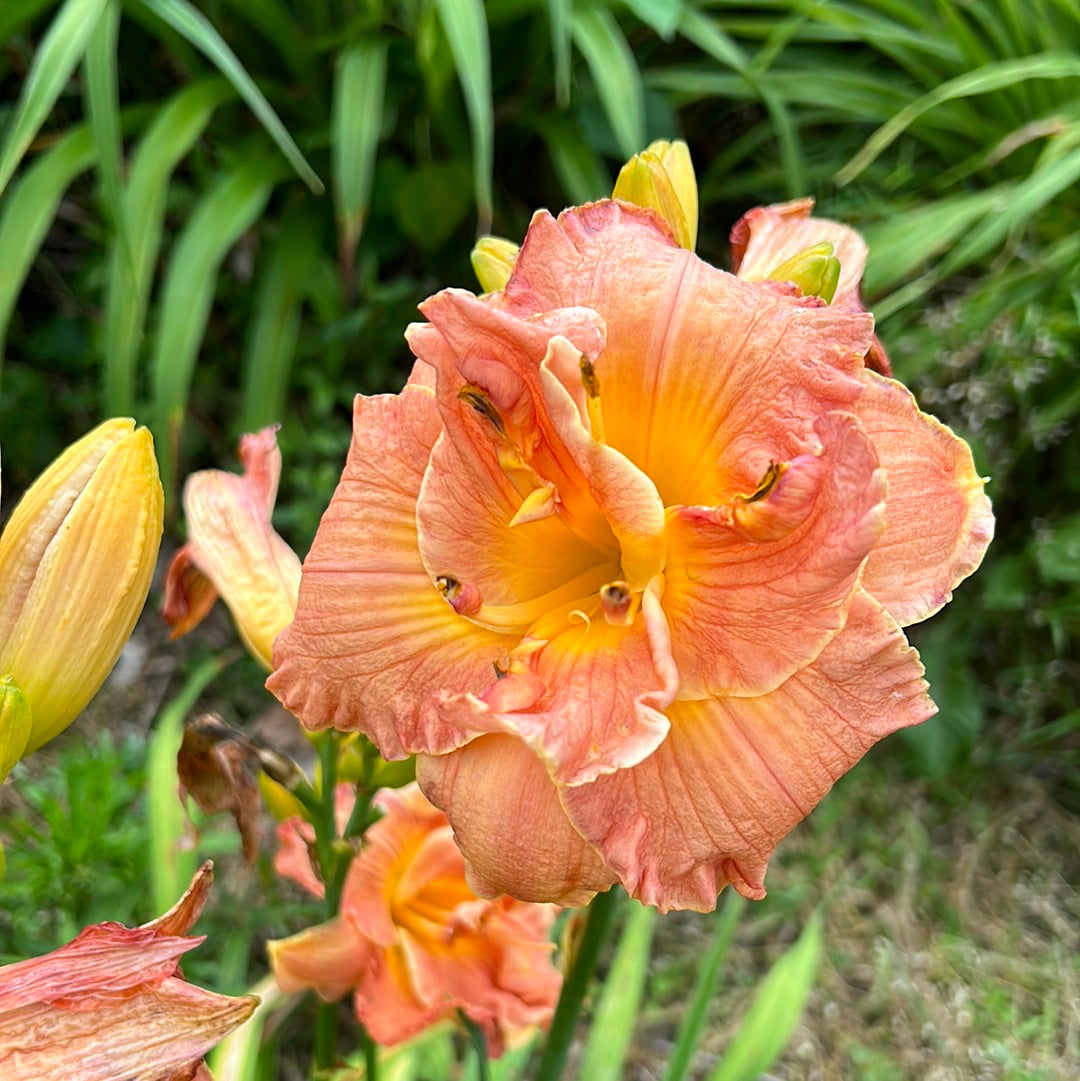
[[313, 734, 342, 1071], [534, 887, 621, 1081], [363, 1026, 378, 1081], [460, 1012, 490, 1081]]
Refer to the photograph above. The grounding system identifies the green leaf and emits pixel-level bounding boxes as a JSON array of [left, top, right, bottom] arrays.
[[0, 0, 108, 198], [624, 0, 684, 41], [136, 0, 323, 193], [392, 160, 473, 249], [539, 119, 611, 205], [544, 0, 573, 108], [332, 36, 387, 261], [433, 0, 494, 232], [151, 155, 278, 501], [573, 7, 646, 160], [579, 901, 658, 1081], [0, 125, 96, 366], [0, 0, 56, 43], [837, 51, 1080, 184], [663, 891, 746, 1081], [708, 912, 823, 1081], [103, 79, 229, 416]]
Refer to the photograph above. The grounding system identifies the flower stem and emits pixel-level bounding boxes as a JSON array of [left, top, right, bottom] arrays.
[[534, 887, 621, 1081], [460, 1012, 490, 1081]]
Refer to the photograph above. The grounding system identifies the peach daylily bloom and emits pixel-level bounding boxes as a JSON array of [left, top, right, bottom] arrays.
[[0, 863, 257, 1080], [730, 196, 892, 374], [269, 198, 993, 912], [267, 783, 561, 1054], [164, 427, 300, 669]]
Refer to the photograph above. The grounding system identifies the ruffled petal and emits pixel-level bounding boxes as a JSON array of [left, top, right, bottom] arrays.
[[353, 945, 446, 1048], [663, 412, 886, 698], [435, 579, 676, 785], [267, 385, 519, 759], [267, 918, 374, 1002], [416, 737, 616, 905], [562, 591, 936, 912], [496, 202, 872, 508], [856, 371, 995, 625]]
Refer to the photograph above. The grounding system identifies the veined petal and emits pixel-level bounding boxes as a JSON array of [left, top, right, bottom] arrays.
[[562, 591, 936, 912], [497, 202, 872, 508], [268, 918, 374, 1002], [353, 945, 447, 1049], [435, 580, 677, 785], [267, 384, 519, 759], [856, 371, 994, 625], [416, 737, 616, 906], [663, 412, 886, 698]]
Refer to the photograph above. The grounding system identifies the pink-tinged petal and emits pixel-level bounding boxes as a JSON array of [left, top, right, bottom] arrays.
[[0, 979, 256, 1081], [167, 427, 300, 669], [353, 945, 447, 1048], [436, 580, 677, 785], [496, 202, 873, 508], [162, 545, 219, 640], [267, 385, 519, 759], [562, 591, 935, 912], [267, 918, 374, 1002], [416, 737, 616, 905], [663, 412, 886, 698], [145, 861, 213, 936], [856, 371, 994, 625], [273, 817, 323, 899], [729, 198, 891, 375]]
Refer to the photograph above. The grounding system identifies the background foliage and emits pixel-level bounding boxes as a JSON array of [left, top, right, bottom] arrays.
[[1, 0, 1078, 1077]]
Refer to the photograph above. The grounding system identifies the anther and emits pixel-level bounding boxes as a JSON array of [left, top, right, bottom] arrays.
[[457, 384, 506, 434], [435, 575, 483, 616], [599, 580, 634, 626]]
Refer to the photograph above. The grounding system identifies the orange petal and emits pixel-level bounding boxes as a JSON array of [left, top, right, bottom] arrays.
[[267, 918, 373, 1002], [274, 816, 323, 899], [416, 737, 616, 906], [663, 412, 886, 698], [435, 580, 677, 785], [162, 544, 219, 640], [267, 385, 519, 759], [496, 202, 873, 508], [352, 944, 448, 1048], [562, 591, 936, 912], [856, 371, 994, 625]]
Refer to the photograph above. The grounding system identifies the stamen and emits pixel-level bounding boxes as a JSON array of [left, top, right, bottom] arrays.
[[457, 384, 506, 435], [599, 579, 635, 626], [580, 356, 606, 443], [509, 482, 557, 527], [435, 575, 483, 616], [742, 461, 786, 503]]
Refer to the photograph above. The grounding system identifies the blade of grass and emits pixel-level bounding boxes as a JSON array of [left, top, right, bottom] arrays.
[[537, 117, 611, 205], [0, 125, 95, 369], [83, 0, 131, 268], [136, 0, 324, 193], [837, 51, 1080, 184], [332, 35, 387, 288], [240, 205, 322, 432], [707, 912, 823, 1081], [662, 890, 745, 1081], [578, 901, 658, 1081], [0, 0, 108, 198], [0, 0, 57, 47], [103, 78, 230, 416], [572, 7, 646, 160], [544, 0, 572, 108], [151, 154, 278, 502], [432, 0, 494, 234], [624, 0, 684, 41]]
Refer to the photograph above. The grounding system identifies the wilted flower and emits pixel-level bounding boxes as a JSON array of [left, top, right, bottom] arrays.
[[270, 186, 993, 912], [268, 783, 561, 1053], [0, 418, 163, 767], [0, 863, 257, 1080], [164, 427, 300, 669]]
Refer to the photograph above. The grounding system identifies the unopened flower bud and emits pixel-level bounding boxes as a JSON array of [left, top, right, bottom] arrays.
[[471, 235, 520, 293], [0, 676, 31, 781], [766, 241, 842, 303], [613, 139, 698, 250]]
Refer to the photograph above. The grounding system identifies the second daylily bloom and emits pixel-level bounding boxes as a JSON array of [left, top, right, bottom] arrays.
[[271, 185, 993, 912], [0, 863, 256, 1080], [164, 427, 300, 669], [269, 783, 561, 1054], [0, 419, 163, 767]]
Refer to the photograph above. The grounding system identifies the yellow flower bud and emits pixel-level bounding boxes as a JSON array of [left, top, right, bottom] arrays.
[[0, 676, 31, 781], [765, 241, 842, 303], [613, 139, 698, 250], [0, 419, 163, 754], [470, 235, 520, 293]]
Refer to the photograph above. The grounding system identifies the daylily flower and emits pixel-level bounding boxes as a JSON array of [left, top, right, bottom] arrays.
[[0, 418, 163, 766], [164, 427, 300, 669], [267, 783, 561, 1054], [269, 195, 993, 912], [0, 862, 257, 1080]]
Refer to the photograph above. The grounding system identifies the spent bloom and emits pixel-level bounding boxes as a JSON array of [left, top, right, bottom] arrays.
[[164, 426, 300, 669], [268, 783, 561, 1053], [0, 863, 257, 1080], [0, 418, 163, 772], [270, 156, 993, 912]]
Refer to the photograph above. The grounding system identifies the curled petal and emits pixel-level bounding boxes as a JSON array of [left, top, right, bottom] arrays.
[[856, 371, 994, 625], [663, 412, 886, 698], [268, 384, 519, 759], [562, 591, 936, 911], [268, 918, 374, 1002], [417, 738, 616, 906]]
